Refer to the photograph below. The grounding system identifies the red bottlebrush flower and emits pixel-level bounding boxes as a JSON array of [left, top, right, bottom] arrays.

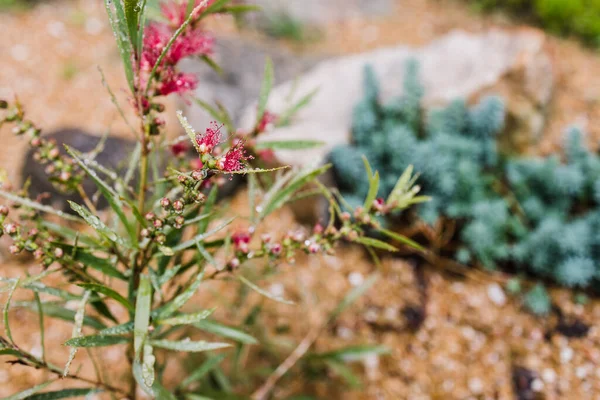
[[160, 0, 214, 28], [142, 23, 170, 70], [168, 29, 213, 64], [257, 111, 278, 133], [195, 121, 222, 153], [218, 140, 253, 172], [158, 70, 198, 96], [171, 140, 189, 157]]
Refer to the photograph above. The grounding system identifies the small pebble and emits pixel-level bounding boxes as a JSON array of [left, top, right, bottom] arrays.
[[487, 283, 506, 306], [468, 377, 484, 394], [348, 271, 364, 287], [532, 379, 544, 392], [11, 44, 30, 62], [542, 368, 556, 384], [269, 283, 284, 298], [561, 347, 574, 364], [85, 17, 104, 35], [336, 326, 354, 340]]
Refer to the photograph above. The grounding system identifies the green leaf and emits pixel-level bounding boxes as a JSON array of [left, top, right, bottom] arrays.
[[177, 110, 200, 152], [33, 290, 46, 362], [66, 146, 138, 246], [329, 273, 379, 320], [200, 54, 223, 75], [54, 244, 126, 280], [64, 290, 91, 376], [134, 274, 152, 355], [193, 98, 226, 127], [179, 353, 227, 388], [104, 0, 135, 92], [3, 278, 19, 343], [0, 190, 80, 222], [155, 269, 205, 319], [41, 221, 101, 247], [362, 156, 379, 210], [377, 228, 424, 251], [170, 217, 235, 252], [0, 349, 23, 358], [98, 321, 134, 335], [24, 302, 106, 330], [23, 282, 79, 301], [324, 359, 362, 389], [150, 339, 231, 352], [256, 57, 274, 127], [352, 236, 398, 252], [24, 388, 99, 400], [4, 381, 53, 400], [237, 276, 294, 305], [254, 140, 324, 150], [68, 201, 123, 245], [77, 283, 134, 312], [64, 334, 129, 348], [277, 88, 319, 127], [123, 0, 140, 51], [157, 308, 215, 326], [314, 345, 390, 362], [193, 320, 258, 345], [259, 164, 331, 220]]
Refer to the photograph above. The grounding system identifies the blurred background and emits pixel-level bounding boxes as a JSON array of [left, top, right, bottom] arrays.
[[2, 0, 600, 399]]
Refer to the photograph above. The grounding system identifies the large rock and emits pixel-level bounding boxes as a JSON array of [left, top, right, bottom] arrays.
[[244, 0, 394, 26], [180, 37, 322, 133], [238, 29, 554, 169]]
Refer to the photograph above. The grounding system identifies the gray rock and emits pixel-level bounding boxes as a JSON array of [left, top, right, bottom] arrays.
[[180, 37, 323, 133], [244, 0, 394, 26], [238, 29, 554, 169]]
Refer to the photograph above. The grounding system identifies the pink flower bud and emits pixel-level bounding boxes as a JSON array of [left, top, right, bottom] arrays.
[[160, 198, 171, 209], [145, 212, 155, 220], [54, 247, 64, 258], [0, 205, 8, 216], [313, 223, 323, 235], [270, 243, 282, 255], [153, 219, 163, 229], [4, 223, 17, 235], [48, 148, 60, 159], [341, 212, 351, 222], [308, 243, 321, 254], [173, 200, 184, 212], [9, 245, 21, 255], [228, 258, 240, 269], [191, 170, 204, 181]]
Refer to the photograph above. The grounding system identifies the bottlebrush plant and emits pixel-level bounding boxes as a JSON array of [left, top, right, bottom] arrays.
[[330, 61, 600, 302], [0, 1, 422, 398]]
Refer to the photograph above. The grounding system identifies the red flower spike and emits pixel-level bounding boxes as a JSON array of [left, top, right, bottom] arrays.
[[218, 140, 253, 172], [195, 121, 223, 154], [160, 0, 215, 28], [168, 30, 213, 65], [158, 70, 198, 96]]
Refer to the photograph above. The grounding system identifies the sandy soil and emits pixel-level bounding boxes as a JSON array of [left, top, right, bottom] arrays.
[[2, 0, 600, 399]]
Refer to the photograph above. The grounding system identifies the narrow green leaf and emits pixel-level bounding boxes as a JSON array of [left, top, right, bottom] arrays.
[[193, 98, 225, 127], [123, 0, 140, 52], [23, 282, 80, 301], [329, 273, 379, 320], [98, 321, 134, 335], [66, 147, 137, 246], [64, 335, 129, 348], [259, 164, 330, 219], [170, 217, 235, 252], [254, 140, 324, 150], [134, 275, 152, 355], [0, 190, 80, 222], [377, 228, 424, 251], [54, 244, 126, 280], [22, 302, 106, 330], [352, 236, 398, 252], [277, 88, 319, 127], [104, 0, 135, 92], [64, 290, 92, 376], [324, 359, 362, 389], [256, 57, 274, 127], [33, 290, 46, 362], [157, 308, 215, 326], [179, 353, 226, 388], [77, 283, 134, 312], [315, 345, 390, 362], [4, 381, 53, 400], [41, 221, 101, 247], [150, 339, 231, 352], [3, 278, 19, 343], [25, 388, 99, 400], [177, 110, 200, 152], [0, 349, 23, 358], [200, 55, 223, 75], [185, 395, 214, 400], [193, 320, 258, 345], [98, 66, 137, 137], [237, 276, 294, 305], [155, 269, 205, 319], [362, 156, 379, 210], [68, 201, 123, 245]]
